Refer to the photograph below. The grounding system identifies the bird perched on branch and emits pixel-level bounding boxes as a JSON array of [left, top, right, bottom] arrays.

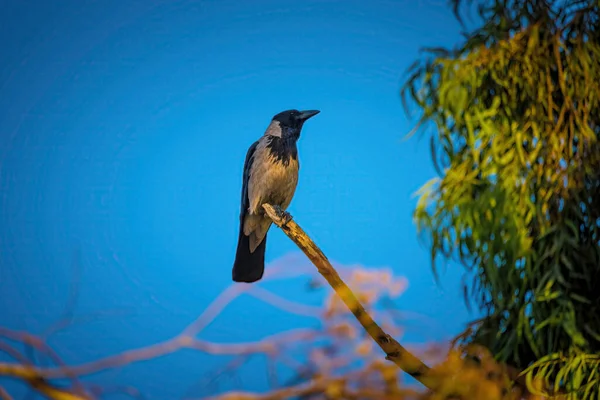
[[232, 109, 320, 283]]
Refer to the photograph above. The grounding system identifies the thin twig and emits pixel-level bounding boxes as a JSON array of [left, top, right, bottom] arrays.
[[204, 378, 328, 400], [262, 203, 437, 390], [247, 286, 321, 317], [26, 378, 90, 400], [0, 386, 12, 400], [0, 328, 318, 382]]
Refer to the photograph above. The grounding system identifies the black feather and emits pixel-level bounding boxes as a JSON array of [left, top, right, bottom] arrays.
[[232, 140, 266, 283], [232, 226, 267, 283], [240, 140, 258, 214], [266, 136, 298, 167]]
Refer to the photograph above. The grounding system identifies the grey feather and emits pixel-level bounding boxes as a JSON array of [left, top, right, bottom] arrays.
[[244, 135, 299, 251]]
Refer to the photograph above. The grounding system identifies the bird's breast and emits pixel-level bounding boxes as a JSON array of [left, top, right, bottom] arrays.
[[247, 140, 299, 215], [259, 155, 299, 203], [266, 157, 299, 193]]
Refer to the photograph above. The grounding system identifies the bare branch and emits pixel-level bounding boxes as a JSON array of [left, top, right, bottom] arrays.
[[204, 378, 328, 400], [262, 203, 437, 390], [247, 286, 321, 318], [0, 386, 12, 400], [0, 327, 319, 383]]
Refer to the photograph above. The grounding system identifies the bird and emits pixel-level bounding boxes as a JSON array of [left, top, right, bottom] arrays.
[[232, 109, 320, 283]]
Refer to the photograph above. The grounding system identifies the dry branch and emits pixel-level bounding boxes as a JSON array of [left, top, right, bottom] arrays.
[[0, 387, 12, 400], [262, 203, 437, 390], [207, 378, 328, 400]]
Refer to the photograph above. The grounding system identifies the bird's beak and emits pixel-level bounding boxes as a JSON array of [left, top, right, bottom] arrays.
[[298, 110, 320, 121]]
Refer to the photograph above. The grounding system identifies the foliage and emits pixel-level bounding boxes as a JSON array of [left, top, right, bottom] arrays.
[[402, 0, 600, 397]]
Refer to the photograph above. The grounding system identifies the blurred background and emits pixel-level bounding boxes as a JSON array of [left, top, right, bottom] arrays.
[[0, 0, 476, 398]]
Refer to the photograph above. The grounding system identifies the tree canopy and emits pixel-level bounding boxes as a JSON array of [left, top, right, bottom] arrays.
[[402, 0, 600, 397]]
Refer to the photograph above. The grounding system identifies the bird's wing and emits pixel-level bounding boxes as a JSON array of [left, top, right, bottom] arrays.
[[240, 140, 260, 222]]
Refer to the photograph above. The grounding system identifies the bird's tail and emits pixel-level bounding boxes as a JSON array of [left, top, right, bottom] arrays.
[[232, 229, 267, 283]]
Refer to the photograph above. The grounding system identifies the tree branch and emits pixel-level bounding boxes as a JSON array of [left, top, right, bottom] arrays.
[[0, 386, 12, 400], [262, 203, 437, 390]]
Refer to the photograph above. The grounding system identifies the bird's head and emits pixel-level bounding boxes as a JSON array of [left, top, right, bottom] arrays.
[[267, 109, 320, 140]]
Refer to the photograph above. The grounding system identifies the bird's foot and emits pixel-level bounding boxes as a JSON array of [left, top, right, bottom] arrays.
[[282, 211, 293, 227], [274, 205, 293, 227]]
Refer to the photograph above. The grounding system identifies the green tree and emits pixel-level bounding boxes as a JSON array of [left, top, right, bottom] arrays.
[[402, 0, 600, 397]]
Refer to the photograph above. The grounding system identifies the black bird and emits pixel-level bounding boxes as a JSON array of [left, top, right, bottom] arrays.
[[232, 109, 320, 283]]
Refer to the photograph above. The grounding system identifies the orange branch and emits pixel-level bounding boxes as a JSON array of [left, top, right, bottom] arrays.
[[262, 203, 436, 390]]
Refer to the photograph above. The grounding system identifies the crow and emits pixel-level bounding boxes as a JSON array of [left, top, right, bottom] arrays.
[[232, 109, 320, 283]]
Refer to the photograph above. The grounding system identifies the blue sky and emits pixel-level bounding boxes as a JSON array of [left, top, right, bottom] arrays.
[[0, 0, 478, 398]]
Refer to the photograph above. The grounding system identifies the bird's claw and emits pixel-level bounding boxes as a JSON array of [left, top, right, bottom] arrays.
[[282, 211, 293, 227], [274, 205, 293, 227]]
